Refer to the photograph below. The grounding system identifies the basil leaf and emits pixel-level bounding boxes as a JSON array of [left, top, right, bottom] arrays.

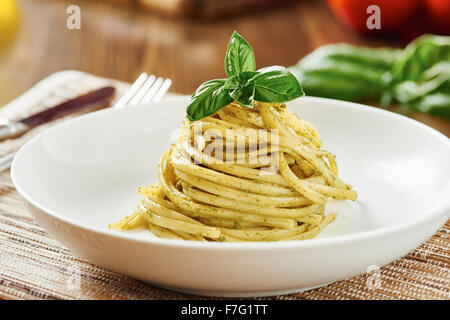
[[240, 70, 259, 82], [229, 87, 242, 101], [225, 31, 256, 78], [389, 35, 450, 116], [392, 35, 450, 83], [394, 62, 450, 103], [228, 71, 259, 107], [250, 66, 304, 102], [287, 34, 450, 117], [230, 82, 255, 108], [295, 70, 385, 102], [223, 76, 240, 90], [186, 79, 233, 121], [298, 44, 399, 71], [410, 91, 450, 118], [290, 44, 398, 102]]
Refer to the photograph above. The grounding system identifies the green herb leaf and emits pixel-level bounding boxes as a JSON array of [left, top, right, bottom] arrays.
[[391, 34, 450, 83], [223, 76, 240, 90], [240, 71, 259, 82], [186, 79, 233, 121], [250, 66, 304, 102], [225, 31, 256, 78], [290, 44, 399, 102], [410, 91, 450, 118], [288, 34, 450, 117], [230, 82, 256, 108], [186, 31, 308, 121], [298, 44, 399, 71], [394, 61, 450, 103], [389, 35, 450, 116], [227, 71, 259, 107]]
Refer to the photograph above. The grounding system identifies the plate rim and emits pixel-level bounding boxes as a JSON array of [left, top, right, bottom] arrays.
[[11, 96, 450, 251]]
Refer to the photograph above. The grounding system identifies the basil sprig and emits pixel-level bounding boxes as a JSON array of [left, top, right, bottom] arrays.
[[390, 35, 450, 117], [290, 34, 450, 118], [187, 31, 304, 121]]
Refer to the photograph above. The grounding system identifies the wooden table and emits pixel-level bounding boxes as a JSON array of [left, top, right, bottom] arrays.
[[0, 0, 449, 136]]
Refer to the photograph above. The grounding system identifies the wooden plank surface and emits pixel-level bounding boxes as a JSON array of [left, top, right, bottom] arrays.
[[0, 0, 449, 138]]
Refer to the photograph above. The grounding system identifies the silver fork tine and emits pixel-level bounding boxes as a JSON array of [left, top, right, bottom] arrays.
[[129, 75, 156, 106], [118, 73, 172, 107], [152, 79, 172, 103], [141, 77, 164, 104], [114, 72, 148, 109]]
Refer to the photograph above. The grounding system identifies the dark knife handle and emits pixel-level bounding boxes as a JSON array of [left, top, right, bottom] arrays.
[[19, 86, 116, 128]]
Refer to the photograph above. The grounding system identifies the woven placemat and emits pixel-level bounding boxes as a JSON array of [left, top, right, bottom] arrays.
[[0, 71, 449, 300]]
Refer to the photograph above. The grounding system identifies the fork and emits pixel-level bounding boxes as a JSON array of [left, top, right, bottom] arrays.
[[0, 72, 172, 172], [114, 72, 172, 108]]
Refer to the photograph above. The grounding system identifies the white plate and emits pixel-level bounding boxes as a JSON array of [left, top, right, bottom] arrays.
[[11, 96, 450, 297]]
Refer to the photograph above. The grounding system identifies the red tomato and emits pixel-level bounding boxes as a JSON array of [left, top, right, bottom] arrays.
[[425, 0, 450, 35], [326, 0, 420, 33]]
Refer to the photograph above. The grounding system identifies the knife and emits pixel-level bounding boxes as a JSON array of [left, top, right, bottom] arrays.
[[0, 86, 116, 142]]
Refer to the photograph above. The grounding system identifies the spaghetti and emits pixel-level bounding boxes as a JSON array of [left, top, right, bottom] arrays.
[[110, 101, 357, 241]]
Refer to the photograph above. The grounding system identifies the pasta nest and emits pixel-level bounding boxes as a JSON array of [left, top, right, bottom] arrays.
[[110, 102, 357, 241]]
